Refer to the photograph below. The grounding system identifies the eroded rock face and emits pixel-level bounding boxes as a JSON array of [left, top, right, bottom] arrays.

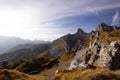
[[89, 23, 120, 40], [69, 41, 120, 70]]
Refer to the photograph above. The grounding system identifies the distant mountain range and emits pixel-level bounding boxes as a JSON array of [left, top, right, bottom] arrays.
[[0, 43, 51, 63], [0, 36, 50, 54]]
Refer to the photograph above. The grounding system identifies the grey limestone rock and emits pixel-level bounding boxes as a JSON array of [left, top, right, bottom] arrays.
[[69, 41, 120, 70]]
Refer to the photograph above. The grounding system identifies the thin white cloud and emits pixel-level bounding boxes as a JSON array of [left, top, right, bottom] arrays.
[[35, 0, 120, 22], [112, 11, 119, 25]]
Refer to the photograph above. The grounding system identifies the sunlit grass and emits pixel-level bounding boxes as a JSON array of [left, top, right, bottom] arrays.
[[52, 67, 120, 80]]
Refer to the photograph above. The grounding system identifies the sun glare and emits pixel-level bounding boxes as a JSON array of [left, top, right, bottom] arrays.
[[0, 6, 38, 37]]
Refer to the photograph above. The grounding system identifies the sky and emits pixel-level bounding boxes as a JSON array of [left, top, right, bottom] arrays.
[[0, 0, 120, 41]]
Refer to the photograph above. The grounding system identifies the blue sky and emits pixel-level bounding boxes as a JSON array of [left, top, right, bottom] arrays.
[[0, 0, 120, 41]]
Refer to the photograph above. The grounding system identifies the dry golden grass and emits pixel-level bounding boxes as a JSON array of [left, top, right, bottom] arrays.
[[0, 69, 47, 80], [100, 30, 120, 43], [52, 68, 120, 80], [38, 59, 72, 80]]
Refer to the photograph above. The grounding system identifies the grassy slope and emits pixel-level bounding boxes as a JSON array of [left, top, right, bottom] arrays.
[[5, 57, 59, 75], [52, 68, 120, 80], [0, 69, 47, 80], [100, 29, 120, 43]]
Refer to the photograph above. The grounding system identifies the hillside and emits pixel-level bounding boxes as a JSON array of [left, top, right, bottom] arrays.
[[0, 43, 50, 64]]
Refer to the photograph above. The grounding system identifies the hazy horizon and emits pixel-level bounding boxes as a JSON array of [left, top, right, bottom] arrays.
[[0, 0, 120, 41]]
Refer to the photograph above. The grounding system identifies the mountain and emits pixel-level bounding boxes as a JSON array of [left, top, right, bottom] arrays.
[[9, 43, 43, 52], [0, 36, 50, 54], [41, 28, 89, 58]]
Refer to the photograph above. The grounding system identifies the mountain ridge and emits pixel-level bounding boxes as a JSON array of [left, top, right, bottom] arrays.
[[41, 28, 90, 58]]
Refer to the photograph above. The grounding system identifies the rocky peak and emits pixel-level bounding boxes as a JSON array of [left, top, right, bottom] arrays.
[[99, 22, 108, 26], [96, 22, 113, 33], [89, 23, 120, 39], [76, 28, 85, 34], [74, 28, 89, 38]]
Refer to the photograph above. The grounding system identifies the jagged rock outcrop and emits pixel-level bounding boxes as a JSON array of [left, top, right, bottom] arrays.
[[90, 22, 120, 39], [69, 40, 120, 70], [96, 22, 114, 33]]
